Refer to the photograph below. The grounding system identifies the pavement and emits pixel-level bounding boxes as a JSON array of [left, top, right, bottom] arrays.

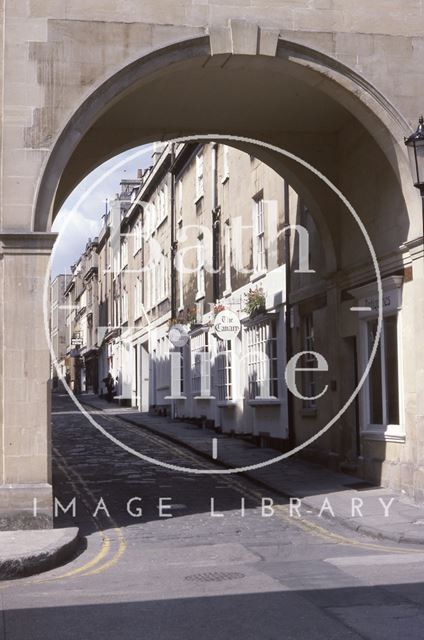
[[0, 527, 80, 580], [80, 392, 424, 546]]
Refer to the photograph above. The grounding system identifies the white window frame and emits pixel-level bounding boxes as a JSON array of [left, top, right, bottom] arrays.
[[252, 195, 266, 275], [359, 313, 404, 442], [134, 278, 142, 321], [133, 219, 143, 256], [224, 221, 232, 295], [121, 288, 128, 325], [216, 339, 233, 401], [195, 151, 204, 201], [245, 316, 279, 400], [145, 200, 156, 236], [196, 236, 205, 300], [191, 330, 210, 397], [350, 276, 405, 443], [157, 184, 168, 227], [177, 178, 183, 216], [157, 252, 169, 303], [120, 237, 128, 269], [156, 336, 170, 391], [222, 144, 230, 183], [151, 263, 157, 307], [145, 267, 151, 310]]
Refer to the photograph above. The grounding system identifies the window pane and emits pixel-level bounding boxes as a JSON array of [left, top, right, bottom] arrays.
[[367, 319, 383, 424], [384, 315, 399, 424]]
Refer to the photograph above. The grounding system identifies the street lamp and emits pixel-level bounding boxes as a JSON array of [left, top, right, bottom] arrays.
[[404, 116, 424, 229]]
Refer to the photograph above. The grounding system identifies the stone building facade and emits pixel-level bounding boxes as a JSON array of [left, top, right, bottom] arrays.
[[50, 274, 70, 386], [64, 239, 100, 394]]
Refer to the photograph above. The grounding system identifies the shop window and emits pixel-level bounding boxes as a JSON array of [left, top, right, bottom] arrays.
[[246, 317, 278, 399], [191, 331, 210, 396], [366, 315, 399, 427], [216, 339, 232, 401]]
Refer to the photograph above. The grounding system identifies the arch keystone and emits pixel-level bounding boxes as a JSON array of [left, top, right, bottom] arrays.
[[209, 21, 278, 57]]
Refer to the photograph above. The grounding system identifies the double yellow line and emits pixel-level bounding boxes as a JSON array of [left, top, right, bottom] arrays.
[[33, 447, 126, 583]]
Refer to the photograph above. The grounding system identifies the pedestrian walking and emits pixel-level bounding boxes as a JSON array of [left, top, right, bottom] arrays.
[[103, 372, 115, 402]]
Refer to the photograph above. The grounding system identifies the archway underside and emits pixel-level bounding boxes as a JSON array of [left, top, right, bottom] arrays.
[[38, 42, 415, 275]]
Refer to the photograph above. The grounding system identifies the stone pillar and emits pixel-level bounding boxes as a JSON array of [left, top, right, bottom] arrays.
[[0, 232, 57, 529]]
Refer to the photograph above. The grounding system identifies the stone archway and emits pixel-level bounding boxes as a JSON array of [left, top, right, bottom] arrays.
[[2, 24, 421, 526], [32, 24, 419, 229]]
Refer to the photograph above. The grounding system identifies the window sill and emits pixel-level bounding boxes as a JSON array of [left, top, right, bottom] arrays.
[[250, 270, 267, 283], [164, 395, 187, 401], [361, 426, 406, 443], [222, 288, 232, 298], [248, 397, 281, 406], [217, 400, 236, 407], [195, 291, 205, 302], [193, 395, 215, 400]]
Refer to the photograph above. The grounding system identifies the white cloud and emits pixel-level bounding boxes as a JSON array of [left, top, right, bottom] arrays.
[[51, 208, 102, 277], [50, 144, 153, 278]]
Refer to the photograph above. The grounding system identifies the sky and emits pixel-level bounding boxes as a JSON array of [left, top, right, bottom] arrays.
[[51, 144, 153, 278]]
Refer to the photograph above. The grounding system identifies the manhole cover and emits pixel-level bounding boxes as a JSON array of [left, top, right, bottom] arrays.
[[185, 571, 245, 583]]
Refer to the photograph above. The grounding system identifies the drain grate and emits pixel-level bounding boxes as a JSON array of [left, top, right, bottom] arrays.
[[185, 571, 245, 583]]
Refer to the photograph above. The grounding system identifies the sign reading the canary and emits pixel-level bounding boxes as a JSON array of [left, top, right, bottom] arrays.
[[213, 310, 241, 341]]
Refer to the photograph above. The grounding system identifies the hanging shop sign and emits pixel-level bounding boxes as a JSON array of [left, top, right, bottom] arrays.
[[213, 310, 241, 341]]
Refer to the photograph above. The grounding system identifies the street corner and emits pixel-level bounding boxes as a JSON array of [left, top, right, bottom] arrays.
[[0, 527, 81, 580]]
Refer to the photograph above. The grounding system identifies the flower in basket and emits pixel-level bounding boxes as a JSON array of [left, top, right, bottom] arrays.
[[213, 303, 226, 315], [243, 286, 266, 318]]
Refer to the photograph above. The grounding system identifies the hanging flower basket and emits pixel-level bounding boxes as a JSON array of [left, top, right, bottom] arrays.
[[168, 307, 197, 329], [243, 286, 266, 318], [213, 303, 226, 315]]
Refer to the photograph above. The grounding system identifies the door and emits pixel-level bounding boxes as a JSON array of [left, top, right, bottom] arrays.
[[140, 342, 150, 412], [133, 344, 138, 408]]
